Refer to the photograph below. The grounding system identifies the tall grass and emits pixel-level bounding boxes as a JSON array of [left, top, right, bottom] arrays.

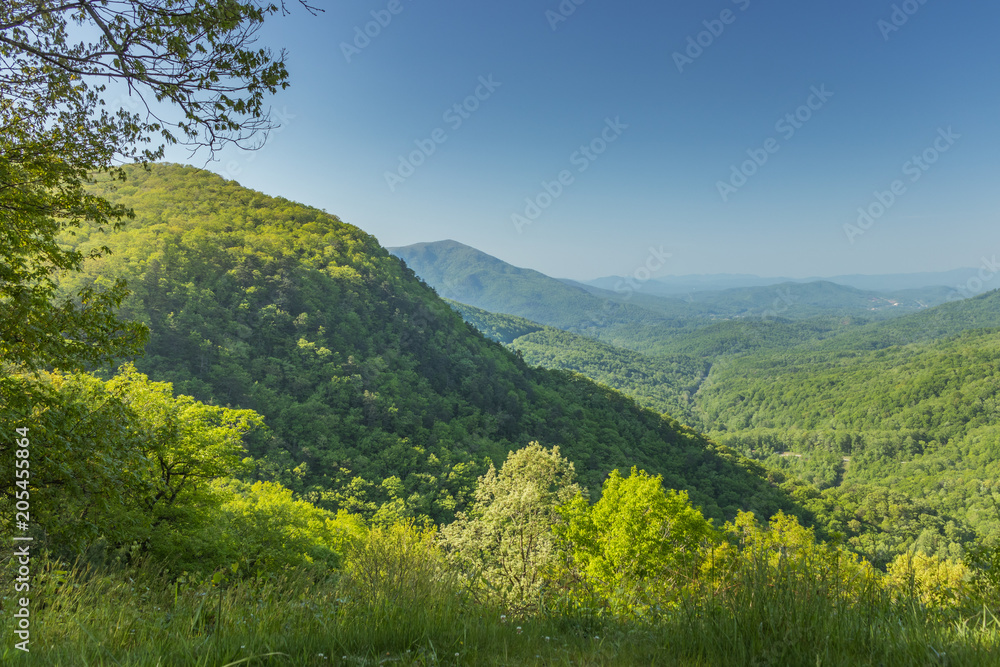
[[669, 545, 1000, 666], [2, 546, 998, 666]]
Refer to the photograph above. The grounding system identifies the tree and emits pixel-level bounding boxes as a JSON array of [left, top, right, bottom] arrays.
[[0, 0, 317, 372], [886, 551, 969, 609], [0, 365, 263, 567], [557, 468, 716, 614], [344, 521, 455, 615], [714, 510, 878, 607], [439, 442, 581, 612], [215, 479, 365, 575]]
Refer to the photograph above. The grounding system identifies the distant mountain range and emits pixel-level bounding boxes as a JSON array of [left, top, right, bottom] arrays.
[[583, 269, 980, 296], [389, 241, 963, 336]]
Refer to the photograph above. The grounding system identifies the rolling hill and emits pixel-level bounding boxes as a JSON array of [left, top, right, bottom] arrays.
[[388, 239, 679, 332], [390, 241, 958, 362]]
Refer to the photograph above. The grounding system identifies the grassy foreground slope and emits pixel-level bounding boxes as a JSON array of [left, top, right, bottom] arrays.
[[67, 163, 799, 525]]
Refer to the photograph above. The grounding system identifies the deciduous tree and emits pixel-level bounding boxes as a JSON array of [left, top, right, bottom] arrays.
[[1, 0, 316, 371], [440, 442, 581, 612], [557, 467, 716, 613]]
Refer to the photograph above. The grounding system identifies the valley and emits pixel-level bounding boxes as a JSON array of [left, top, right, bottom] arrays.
[[399, 241, 1000, 562]]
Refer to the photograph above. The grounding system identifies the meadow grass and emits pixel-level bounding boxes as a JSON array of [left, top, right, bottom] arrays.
[[2, 553, 998, 666]]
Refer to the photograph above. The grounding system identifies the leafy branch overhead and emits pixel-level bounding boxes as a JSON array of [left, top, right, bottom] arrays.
[[0, 0, 319, 153], [0, 1, 315, 372]]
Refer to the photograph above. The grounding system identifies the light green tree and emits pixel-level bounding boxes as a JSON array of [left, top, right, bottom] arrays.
[[708, 510, 880, 608], [0, 365, 263, 570], [344, 521, 454, 614], [215, 479, 365, 575], [886, 551, 969, 609], [557, 468, 716, 614], [440, 442, 581, 612]]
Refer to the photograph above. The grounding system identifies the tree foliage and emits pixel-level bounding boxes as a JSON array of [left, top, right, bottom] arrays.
[[886, 551, 970, 609], [557, 468, 716, 613], [1, 0, 317, 153], [440, 443, 581, 612], [0, 105, 147, 371], [0, 0, 314, 372], [1, 364, 373, 576], [215, 479, 365, 575], [2, 366, 253, 562], [713, 510, 879, 605], [344, 521, 454, 614]]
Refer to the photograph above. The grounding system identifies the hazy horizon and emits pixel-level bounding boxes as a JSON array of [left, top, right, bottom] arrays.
[[388, 238, 989, 284]]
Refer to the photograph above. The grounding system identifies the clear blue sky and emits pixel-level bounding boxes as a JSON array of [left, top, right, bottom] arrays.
[[165, 0, 1000, 281]]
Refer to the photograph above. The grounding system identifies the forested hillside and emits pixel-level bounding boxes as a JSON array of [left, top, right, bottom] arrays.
[[450, 301, 706, 425], [65, 164, 801, 525], [813, 289, 1000, 349], [698, 324, 1000, 541], [448, 298, 999, 564], [447, 289, 1000, 557]]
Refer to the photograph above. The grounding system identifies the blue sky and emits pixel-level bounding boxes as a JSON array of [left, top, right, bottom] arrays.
[[164, 0, 999, 280]]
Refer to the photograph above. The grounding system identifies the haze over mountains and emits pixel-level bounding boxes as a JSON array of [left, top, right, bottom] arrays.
[[393, 240, 976, 299], [583, 268, 982, 296], [389, 240, 966, 337]]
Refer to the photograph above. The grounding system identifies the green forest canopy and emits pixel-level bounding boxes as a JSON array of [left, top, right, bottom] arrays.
[[62, 163, 804, 529]]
